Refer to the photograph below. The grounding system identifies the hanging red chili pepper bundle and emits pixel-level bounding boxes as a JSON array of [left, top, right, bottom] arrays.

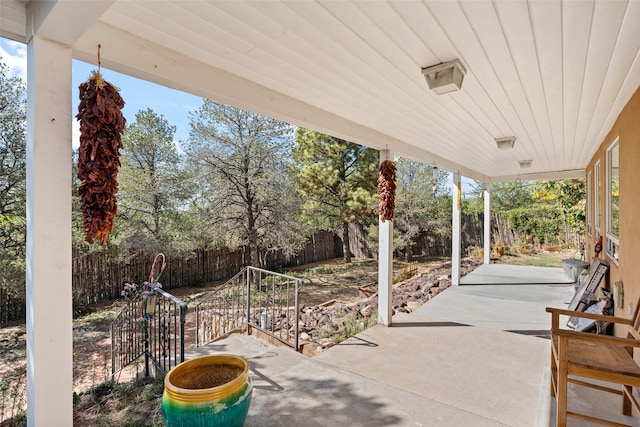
[[378, 159, 396, 222], [76, 70, 126, 245]]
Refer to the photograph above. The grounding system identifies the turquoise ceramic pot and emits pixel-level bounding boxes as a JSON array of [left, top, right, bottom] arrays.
[[162, 354, 252, 427]]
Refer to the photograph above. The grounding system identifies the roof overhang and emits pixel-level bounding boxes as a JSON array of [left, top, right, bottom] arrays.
[[4, 0, 640, 182]]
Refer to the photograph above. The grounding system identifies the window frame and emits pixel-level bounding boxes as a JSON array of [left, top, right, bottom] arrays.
[[594, 160, 601, 239], [606, 138, 620, 264], [587, 170, 592, 236]]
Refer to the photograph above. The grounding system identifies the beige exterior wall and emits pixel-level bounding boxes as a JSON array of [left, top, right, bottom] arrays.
[[586, 86, 640, 324]]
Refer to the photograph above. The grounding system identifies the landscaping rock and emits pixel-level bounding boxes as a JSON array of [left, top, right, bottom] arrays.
[[359, 305, 374, 317], [407, 300, 423, 311], [316, 338, 336, 348], [291, 259, 481, 355]]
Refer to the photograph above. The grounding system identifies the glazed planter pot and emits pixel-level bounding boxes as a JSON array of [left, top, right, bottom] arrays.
[[162, 354, 252, 427]]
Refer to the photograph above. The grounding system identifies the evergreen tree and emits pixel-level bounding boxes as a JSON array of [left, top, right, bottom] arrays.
[[394, 158, 450, 261], [117, 108, 191, 250], [187, 100, 300, 268], [0, 56, 26, 291], [292, 129, 378, 263]]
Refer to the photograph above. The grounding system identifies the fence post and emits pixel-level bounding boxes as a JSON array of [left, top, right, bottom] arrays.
[[179, 302, 187, 363], [246, 268, 251, 335], [194, 305, 200, 348], [294, 279, 300, 351], [144, 318, 150, 378], [110, 323, 115, 376]]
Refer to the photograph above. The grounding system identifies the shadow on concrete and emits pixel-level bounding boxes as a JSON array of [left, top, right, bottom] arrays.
[[245, 360, 403, 427], [507, 329, 551, 339], [391, 321, 471, 328], [337, 336, 378, 347], [248, 366, 284, 392], [461, 282, 570, 286]]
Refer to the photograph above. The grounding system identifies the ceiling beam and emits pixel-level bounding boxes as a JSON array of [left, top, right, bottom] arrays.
[[26, 0, 113, 46], [491, 168, 585, 183], [0, 0, 26, 43]]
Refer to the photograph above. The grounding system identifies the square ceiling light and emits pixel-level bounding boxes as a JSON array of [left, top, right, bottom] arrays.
[[495, 137, 516, 150], [519, 160, 532, 169], [422, 59, 467, 95]]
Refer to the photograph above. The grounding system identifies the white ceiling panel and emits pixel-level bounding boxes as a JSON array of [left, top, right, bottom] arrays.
[[3, 0, 638, 181], [573, 1, 627, 159], [562, 1, 594, 167], [528, 0, 564, 170], [496, 1, 556, 169]]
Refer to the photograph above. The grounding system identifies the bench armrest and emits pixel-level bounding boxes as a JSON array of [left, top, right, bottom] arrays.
[[546, 306, 632, 324]]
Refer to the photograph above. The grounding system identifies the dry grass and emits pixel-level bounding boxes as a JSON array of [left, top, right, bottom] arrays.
[[495, 248, 577, 268]]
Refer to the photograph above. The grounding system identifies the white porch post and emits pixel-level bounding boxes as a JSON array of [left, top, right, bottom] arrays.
[[451, 173, 462, 286], [378, 149, 394, 326], [26, 35, 73, 426], [483, 182, 491, 264]]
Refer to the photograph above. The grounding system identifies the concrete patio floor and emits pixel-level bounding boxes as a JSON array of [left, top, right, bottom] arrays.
[[186, 264, 640, 426]]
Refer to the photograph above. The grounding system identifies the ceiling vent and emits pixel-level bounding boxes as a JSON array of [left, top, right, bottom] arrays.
[[422, 59, 467, 95], [519, 160, 532, 169], [495, 137, 516, 150]]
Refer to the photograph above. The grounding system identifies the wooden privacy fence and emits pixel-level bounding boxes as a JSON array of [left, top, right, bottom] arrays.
[[0, 214, 584, 323], [71, 247, 248, 305], [0, 230, 344, 323], [72, 230, 341, 307], [490, 212, 582, 248], [0, 286, 26, 324]]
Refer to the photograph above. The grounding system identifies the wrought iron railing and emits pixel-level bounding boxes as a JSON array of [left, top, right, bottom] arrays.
[[195, 266, 302, 350], [195, 269, 249, 347], [145, 287, 188, 376], [111, 297, 145, 375], [111, 286, 188, 377]]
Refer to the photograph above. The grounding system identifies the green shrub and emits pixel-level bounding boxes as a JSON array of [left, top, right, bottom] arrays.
[[306, 266, 333, 275], [343, 313, 378, 339]]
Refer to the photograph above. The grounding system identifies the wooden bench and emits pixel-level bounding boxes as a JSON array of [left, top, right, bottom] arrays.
[[546, 300, 640, 426]]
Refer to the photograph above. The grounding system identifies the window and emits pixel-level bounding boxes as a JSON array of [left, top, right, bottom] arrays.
[[606, 139, 620, 262], [594, 160, 601, 238], [587, 171, 592, 236]]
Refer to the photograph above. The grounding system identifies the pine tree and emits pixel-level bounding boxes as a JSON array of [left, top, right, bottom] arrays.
[[187, 100, 299, 269], [117, 108, 192, 250], [0, 56, 26, 291], [292, 129, 378, 263]]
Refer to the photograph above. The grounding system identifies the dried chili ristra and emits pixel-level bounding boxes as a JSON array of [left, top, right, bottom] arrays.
[[76, 71, 126, 245], [378, 159, 396, 222]]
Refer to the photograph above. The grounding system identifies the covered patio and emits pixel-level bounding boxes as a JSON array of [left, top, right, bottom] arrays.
[[2, 0, 640, 425], [189, 264, 633, 426]]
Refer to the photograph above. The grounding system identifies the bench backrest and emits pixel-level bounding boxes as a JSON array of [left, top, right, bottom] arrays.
[[630, 301, 640, 340]]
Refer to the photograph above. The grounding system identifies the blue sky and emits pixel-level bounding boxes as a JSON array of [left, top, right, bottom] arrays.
[[1, 37, 202, 149], [72, 60, 202, 148]]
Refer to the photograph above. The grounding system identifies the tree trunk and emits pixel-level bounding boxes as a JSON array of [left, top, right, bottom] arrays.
[[153, 194, 161, 240], [249, 234, 260, 268], [246, 200, 261, 289], [342, 222, 352, 263], [405, 243, 412, 262]]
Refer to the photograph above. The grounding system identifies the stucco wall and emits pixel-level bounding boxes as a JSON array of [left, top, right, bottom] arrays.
[[586, 85, 640, 323]]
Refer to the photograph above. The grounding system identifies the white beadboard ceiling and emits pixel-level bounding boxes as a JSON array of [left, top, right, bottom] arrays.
[[3, 0, 640, 182]]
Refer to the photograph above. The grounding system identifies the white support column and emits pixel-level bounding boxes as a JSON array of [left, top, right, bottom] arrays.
[[378, 149, 394, 326], [451, 173, 462, 286], [26, 36, 73, 426], [483, 182, 491, 264]]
